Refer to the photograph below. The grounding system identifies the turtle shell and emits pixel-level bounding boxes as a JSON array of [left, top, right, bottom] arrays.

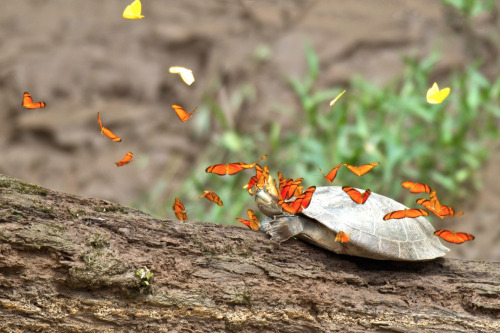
[[300, 186, 449, 260]]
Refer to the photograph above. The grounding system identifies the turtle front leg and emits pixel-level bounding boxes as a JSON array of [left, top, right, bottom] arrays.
[[262, 216, 305, 243]]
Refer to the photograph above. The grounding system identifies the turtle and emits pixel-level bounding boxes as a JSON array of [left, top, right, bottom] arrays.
[[255, 186, 449, 261]]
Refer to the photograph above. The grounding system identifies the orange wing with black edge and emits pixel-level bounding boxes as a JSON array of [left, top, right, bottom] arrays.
[[434, 230, 474, 244], [343, 162, 379, 176], [243, 164, 263, 195], [281, 186, 316, 214], [173, 198, 187, 221], [383, 208, 428, 220], [401, 181, 431, 194], [22, 92, 46, 109], [172, 104, 197, 122], [417, 190, 463, 219], [206, 155, 267, 176], [236, 209, 260, 231], [318, 163, 342, 182], [438, 204, 464, 218], [280, 178, 304, 201], [200, 190, 223, 206], [342, 186, 371, 204], [97, 112, 122, 142], [115, 152, 133, 167], [335, 231, 351, 243]]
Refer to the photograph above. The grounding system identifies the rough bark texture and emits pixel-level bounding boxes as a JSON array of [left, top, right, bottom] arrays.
[[0, 174, 499, 332]]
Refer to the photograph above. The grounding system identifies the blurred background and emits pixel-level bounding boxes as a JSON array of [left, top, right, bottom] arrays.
[[1, 0, 499, 260]]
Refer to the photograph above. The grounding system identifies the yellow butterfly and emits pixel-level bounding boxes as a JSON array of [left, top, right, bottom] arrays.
[[123, 0, 145, 19], [169, 66, 195, 86], [329, 89, 346, 107], [426, 82, 450, 104]]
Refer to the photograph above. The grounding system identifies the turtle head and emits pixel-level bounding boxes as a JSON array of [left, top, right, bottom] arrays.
[[255, 188, 283, 218]]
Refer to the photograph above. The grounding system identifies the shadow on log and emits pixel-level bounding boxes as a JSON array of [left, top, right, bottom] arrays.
[[0, 174, 499, 332]]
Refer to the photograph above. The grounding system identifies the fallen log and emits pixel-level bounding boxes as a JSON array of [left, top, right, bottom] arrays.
[[0, 174, 499, 332]]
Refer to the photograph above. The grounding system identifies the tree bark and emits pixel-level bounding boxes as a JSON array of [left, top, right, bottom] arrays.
[[0, 173, 499, 332]]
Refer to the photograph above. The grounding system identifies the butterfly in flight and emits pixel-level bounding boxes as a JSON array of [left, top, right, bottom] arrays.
[[434, 230, 474, 244], [383, 208, 428, 220], [206, 154, 267, 176], [200, 190, 223, 206], [343, 162, 379, 176], [236, 209, 260, 231], [426, 82, 450, 104], [318, 163, 342, 183], [123, 0, 145, 19], [169, 66, 195, 86], [173, 198, 187, 221], [243, 164, 264, 195], [342, 186, 371, 204], [22, 92, 46, 109], [416, 190, 463, 219], [401, 181, 431, 194], [172, 104, 197, 122], [115, 152, 133, 167], [329, 90, 346, 107], [97, 113, 122, 142]]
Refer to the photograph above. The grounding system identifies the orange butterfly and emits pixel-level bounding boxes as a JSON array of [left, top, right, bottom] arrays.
[[200, 190, 223, 206], [172, 104, 197, 122], [173, 198, 187, 221], [434, 230, 474, 244], [342, 186, 371, 204], [335, 231, 351, 243], [318, 163, 342, 182], [279, 178, 304, 201], [206, 154, 267, 176], [236, 209, 260, 231], [243, 164, 263, 195], [343, 162, 379, 176], [281, 186, 316, 214], [401, 181, 431, 194], [115, 152, 133, 167], [22, 92, 46, 109], [97, 112, 122, 142], [416, 190, 463, 219], [383, 208, 428, 220]]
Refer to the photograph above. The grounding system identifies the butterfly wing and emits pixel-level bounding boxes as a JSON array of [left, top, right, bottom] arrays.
[[200, 190, 223, 206], [22, 92, 46, 109], [401, 181, 431, 193], [237, 209, 260, 230], [318, 163, 342, 182], [342, 186, 371, 204], [427, 82, 450, 104], [169, 66, 195, 85], [335, 231, 351, 243], [384, 208, 427, 220], [115, 152, 133, 167], [173, 198, 187, 221], [434, 230, 474, 244], [344, 162, 379, 176], [172, 104, 197, 122], [123, 0, 145, 19], [329, 90, 346, 107]]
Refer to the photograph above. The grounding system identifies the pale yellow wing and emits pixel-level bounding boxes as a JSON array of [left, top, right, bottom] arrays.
[[426, 82, 450, 104], [169, 66, 195, 86], [123, 0, 145, 19], [329, 89, 346, 107]]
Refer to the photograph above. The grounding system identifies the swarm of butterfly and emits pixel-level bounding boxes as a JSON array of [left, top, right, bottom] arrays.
[[23, 0, 467, 246]]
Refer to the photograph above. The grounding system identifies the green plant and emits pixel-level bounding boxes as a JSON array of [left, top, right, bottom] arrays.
[[136, 266, 154, 287], [441, 0, 495, 17]]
